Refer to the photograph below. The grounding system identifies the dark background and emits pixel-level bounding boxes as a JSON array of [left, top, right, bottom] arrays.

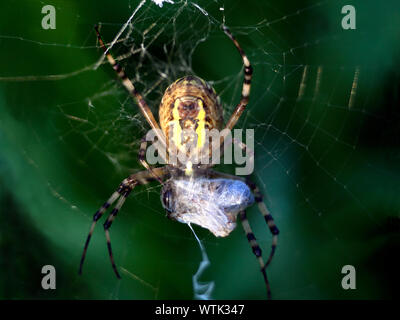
[[0, 0, 399, 299]]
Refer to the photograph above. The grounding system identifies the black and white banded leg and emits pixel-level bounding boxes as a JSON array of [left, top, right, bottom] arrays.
[[208, 170, 279, 298], [138, 135, 163, 184], [103, 186, 132, 278], [222, 25, 253, 131], [79, 167, 167, 278], [94, 25, 168, 155], [239, 210, 272, 299], [245, 178, 279, 269]]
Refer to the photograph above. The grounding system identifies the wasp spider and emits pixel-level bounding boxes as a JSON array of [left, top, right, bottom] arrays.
[[79, 24, 279, 299]]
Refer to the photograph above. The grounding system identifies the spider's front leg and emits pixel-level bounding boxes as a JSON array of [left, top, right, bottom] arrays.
[[244, 178, 279, 268], [239, 178, 279, 299], [79, 167, 167, 278], [208, 170, 279, 299]]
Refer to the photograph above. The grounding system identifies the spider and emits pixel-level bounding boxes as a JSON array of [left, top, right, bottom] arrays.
[[79, 24, 279, 299]]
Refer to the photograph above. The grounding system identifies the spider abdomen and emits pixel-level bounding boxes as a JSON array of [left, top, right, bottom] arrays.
[[161, 178, 254, 237], [159, 76, 223, 160]]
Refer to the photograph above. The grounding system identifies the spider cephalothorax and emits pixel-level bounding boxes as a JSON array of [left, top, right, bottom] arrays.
[[79, 24, 279, 299]]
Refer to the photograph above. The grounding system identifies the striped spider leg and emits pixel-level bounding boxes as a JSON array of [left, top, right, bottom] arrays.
[[138, 135, 165, 184], [94, 25, 168, 156], [218, 29, 280, 290], [200, 25, 254, 168], [79, 167, 168, 278], [208, 170, 279, 299], [222, 25, 253, 131]]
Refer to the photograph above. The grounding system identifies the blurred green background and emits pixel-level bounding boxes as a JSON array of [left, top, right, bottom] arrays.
[[0, 0, 399, 299]]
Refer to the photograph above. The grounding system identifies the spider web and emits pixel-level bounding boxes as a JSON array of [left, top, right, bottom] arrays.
[[0, 0, 399, 299]]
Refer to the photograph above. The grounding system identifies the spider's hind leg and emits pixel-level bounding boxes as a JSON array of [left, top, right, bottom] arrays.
[[94, 25, 167, 152], [222, 25, 253, 131]]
